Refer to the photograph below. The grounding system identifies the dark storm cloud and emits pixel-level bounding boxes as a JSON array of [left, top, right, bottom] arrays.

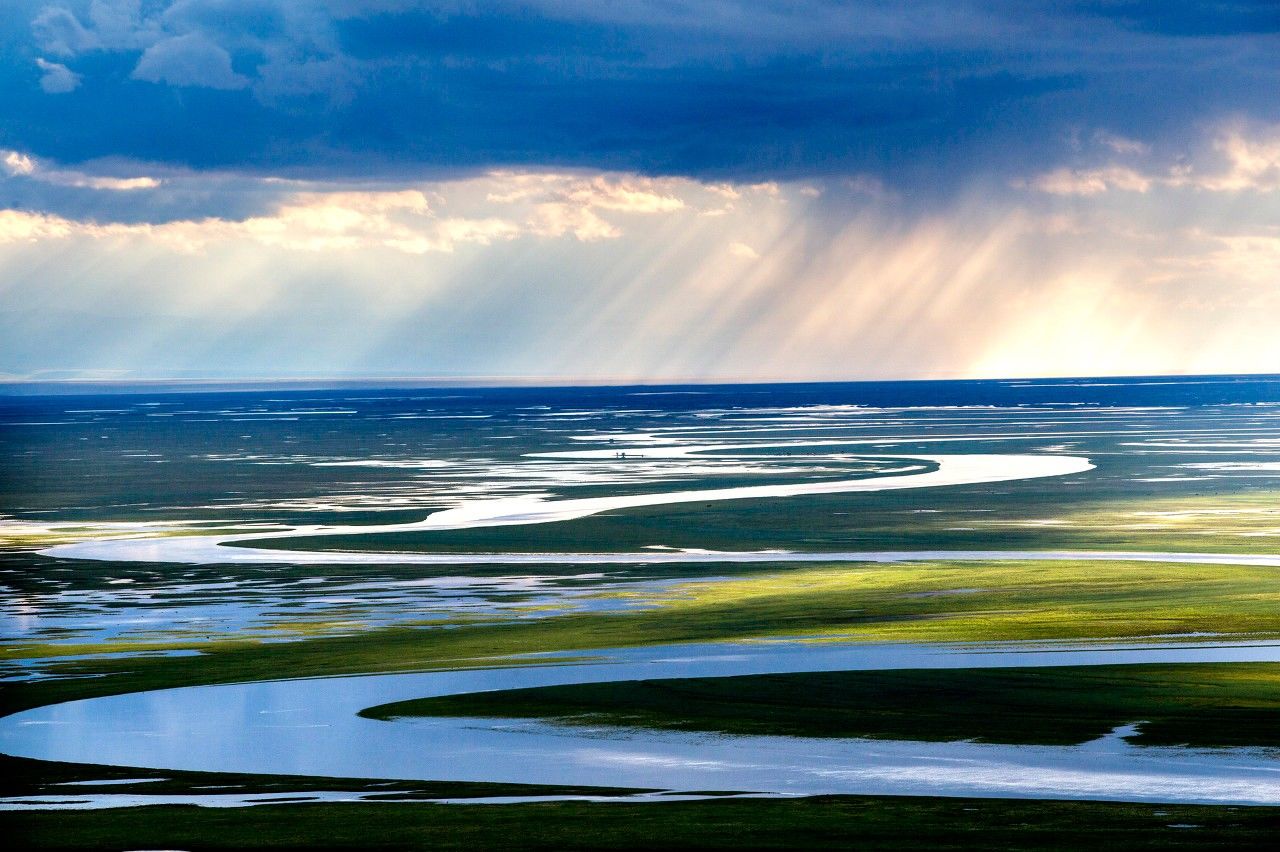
[[1069, 1, 1280, 36], [2, 1, 1279, 187]]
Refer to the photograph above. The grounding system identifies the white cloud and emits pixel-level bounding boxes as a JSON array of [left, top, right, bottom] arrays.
[[1093, 131, 1149, 156], [526, 203, 621, 241], [0, 186, 523, 254], [31, 6, 100, 57], [566, 176, 685, 213], [74, 175, 162, 190], [428, 217, 524, 251], [1192, 127, 1280, 192], [4, 168, 1280, 382], [706, 184, 741, 200], [1, 148, 160, 191], [0, 169, 778, 256], [0, 209, 75, 241], [1022, 166, 1153, 196], [29, 1, 343, 98], [35, 58, 82, 93], [488, 172, 684, 211], [3, 151, 36, 176], [132, 33, 248, 90], [88, 0, 148, 46], [1023, 124, 1280, 197], [484, 172, 693, 241]]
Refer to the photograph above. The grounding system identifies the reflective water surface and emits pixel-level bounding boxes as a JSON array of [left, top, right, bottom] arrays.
[[7, 639, 1280, 806], [5, 377, 1280, 808]]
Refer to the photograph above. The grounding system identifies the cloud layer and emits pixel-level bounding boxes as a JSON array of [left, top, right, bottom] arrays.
[[2, 2, 1279, 382], [2, 120, 1279, 382], [4, 1, 1278, 183]]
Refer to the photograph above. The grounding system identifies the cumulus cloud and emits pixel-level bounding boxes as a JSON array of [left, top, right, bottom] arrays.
[[525, 204, 619, 241], [28, 1, 349, 99], [3, 150, 37, 176], [1093, 130, 1149, 156], [0, 191, 441, 253], [3, 164, 1279, 381], [485, 173, 693, 241], [1023, 166, 1153, 195], [568, 177, 685, 214], [0, 171, 723, 253], [31, 5, 100, 57], [79, 175, 162, 190], [0, 171, 701, 252], [1020, 123, 1280, 196], [1, 148, 160, 191], [0, 208, 79, 241], [486, 173, 685, 212], [1193, 126, 1280, 192], [132, 32, 248, 89], [35, 57, 81, 93]]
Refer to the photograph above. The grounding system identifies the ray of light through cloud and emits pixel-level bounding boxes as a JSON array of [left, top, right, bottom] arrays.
[[1, 1, 1279, 383]]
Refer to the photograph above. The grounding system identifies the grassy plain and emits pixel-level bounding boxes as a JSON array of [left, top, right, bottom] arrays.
[[8, 557, 1280, 717], [366, 663, 1280, 748], [0, 754, 642, 802], [11, 796, 1280, 851], [8, 495, 1280, 849]]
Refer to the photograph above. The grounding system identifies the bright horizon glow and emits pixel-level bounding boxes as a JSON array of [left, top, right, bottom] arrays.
[[2, 371, 1278, 398]]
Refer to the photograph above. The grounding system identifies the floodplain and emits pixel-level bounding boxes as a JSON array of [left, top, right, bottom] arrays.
[[4, 376, 1280, 848]]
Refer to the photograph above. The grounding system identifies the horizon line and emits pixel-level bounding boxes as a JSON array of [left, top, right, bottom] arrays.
[[2, 370, 1279, 397]]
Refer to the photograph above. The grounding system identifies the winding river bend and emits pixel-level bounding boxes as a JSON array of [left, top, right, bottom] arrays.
[[7, 639, 1280, 806], [12, 448, 1280, 807], [40, 452, 1093, 565]]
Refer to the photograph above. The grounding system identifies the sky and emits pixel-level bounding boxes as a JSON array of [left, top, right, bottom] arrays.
[[1, 1, 1279, 385]]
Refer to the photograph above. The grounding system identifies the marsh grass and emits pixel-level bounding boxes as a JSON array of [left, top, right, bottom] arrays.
[[365, 663, 1280, 749], [8, 558, 1280, 717], [8, 796, 1280, 851]]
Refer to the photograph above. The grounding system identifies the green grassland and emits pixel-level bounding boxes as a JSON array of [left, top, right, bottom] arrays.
[[365, 663, 1280, 748], [0, 754, 645, 802], [6, 395, 1280, 847], [608, 557, 1280, 643], [8, 547, 1280, 849], [8, 557, 1280, 717], [10, 796, 1280, 851]]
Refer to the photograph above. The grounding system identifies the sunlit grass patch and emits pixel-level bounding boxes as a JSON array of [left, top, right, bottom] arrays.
[[0, 517, 282, 550], [968, 491, 1280, 549], [10, 556, 1280, 717], [595, 558, 1280, 643]]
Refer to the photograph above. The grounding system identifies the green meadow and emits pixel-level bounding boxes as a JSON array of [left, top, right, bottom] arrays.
[[9, 556, 1280, 716], [5, 391, 1280, 850], [11, 796, 1280, 851], [367, 663, 1280, 749]]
